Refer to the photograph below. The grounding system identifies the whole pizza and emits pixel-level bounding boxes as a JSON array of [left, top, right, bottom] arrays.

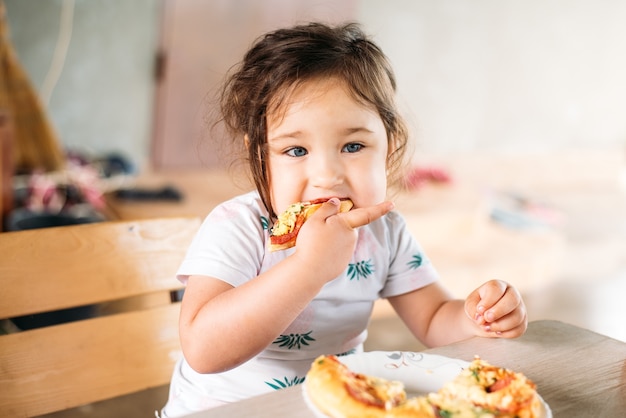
[[304, 354, 544, 418]]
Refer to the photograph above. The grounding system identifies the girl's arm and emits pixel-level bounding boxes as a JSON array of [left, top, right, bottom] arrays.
[[389, 280, 527, 348], [179, 200, 394, 373], [179, 257, 325, 374]]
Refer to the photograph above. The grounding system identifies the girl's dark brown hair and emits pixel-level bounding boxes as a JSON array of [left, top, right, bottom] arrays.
[[220, 22, 409, 218]]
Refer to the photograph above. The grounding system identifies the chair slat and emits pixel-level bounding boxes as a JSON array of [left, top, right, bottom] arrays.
[[0, 216, 200, 416], [0, 217, 200, 318], [0, 303, 182, 417]]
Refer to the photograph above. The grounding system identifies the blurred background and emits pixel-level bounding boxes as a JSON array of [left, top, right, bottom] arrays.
[[5, 0, 626, 168], [4, 0, 626, 350], [4, 0, 626, 349], [1, 1, 625, 415]]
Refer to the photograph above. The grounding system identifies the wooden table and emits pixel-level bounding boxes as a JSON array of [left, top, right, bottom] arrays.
[[182, 320, 626, 418]]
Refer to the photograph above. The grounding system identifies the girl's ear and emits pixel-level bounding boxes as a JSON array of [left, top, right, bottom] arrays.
[[244, 134, 250, 149]]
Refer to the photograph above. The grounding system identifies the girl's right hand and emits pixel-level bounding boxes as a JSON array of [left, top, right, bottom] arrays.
[[292, 198, 394, 282]]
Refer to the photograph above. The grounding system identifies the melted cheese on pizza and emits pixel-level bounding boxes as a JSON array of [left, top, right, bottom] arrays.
[[271, 202, 305, 237], [305, 355, 542, 418], [429, 358, 541, 418], [345, 370, 406, 410]]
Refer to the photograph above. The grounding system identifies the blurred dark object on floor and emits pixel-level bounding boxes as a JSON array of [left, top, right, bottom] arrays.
[[5, 206, 103, 231], [4, 149, 138, 231], [96, 152, 136, 178], [114, 185, 183, 202], [68, 150, 136, 178]]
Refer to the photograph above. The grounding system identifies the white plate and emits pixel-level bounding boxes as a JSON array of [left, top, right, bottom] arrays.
[[340, 351, 468, 397], [304, 351, 552, 417]]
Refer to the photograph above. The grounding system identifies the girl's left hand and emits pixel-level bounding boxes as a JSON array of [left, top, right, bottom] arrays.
[[464, 280, 528, 338]]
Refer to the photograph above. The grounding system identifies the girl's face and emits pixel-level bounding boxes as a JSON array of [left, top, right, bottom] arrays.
[[267, 78, 389, 215]]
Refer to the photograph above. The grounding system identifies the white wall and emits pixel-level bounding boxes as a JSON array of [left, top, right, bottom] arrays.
[[6, 0, 626, 169], [357, 0, 626, 153], [5, 0, 159, 168]]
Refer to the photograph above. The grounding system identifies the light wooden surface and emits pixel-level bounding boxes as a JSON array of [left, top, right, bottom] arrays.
[[181, 320, 626, 418], [104, 168, 253, 221], [0, 217, 201, 417], [0, 216, 200, 318]]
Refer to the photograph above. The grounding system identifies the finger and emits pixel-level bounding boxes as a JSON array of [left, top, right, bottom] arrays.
[[484, 308, 528, 338], [341, 201, 395, 229], [309, 197, 343, 219], [482, 285, 523, 323], [474, 280, 509, 320], [499, 321, 528, 338]]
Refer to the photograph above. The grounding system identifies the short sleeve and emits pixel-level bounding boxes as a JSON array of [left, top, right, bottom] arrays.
[[379, 211, 439, 298], [176, 192, 268, 287]]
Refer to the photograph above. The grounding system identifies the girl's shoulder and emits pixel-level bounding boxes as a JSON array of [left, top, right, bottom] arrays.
[[213, 190, 264, 209], [197, 190, 273, 240], [208, 191, 269, 222]]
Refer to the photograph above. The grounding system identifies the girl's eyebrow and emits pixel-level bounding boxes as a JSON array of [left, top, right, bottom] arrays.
[[342, 126, 375, 135], [268, 130, 303, 143], [270, 126, 375, 142]]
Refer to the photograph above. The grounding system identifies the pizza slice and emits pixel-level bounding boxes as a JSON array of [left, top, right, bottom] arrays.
[[269, 198, 353, 252], [305, 355, 435, 418], [428, 357, 542, 418], [304, 355, 543, 418]]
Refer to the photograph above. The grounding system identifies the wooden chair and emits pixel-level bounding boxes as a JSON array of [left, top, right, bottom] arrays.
[[0, 216, 201, 417]]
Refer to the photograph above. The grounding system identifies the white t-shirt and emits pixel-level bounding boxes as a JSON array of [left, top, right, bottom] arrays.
[[161, 191, 438, 416]]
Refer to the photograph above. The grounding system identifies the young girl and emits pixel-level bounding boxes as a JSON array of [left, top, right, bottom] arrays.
[[161, 22, 527, 416]]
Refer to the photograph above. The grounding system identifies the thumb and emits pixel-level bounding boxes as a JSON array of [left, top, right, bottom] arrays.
[[465, 287, 483, 323], [308, 197, 342, 219], [303, 198, 345, 225]]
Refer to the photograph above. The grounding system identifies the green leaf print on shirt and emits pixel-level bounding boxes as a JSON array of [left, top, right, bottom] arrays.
[[408, 253, 423, 269], [273, 331, 316, 349], [265, 375, 306, 390], [260, 215, 270, 230], [347, 259, 374, 280]]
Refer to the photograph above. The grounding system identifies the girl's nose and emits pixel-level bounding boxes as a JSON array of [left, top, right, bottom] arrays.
[[310, 154, 343, 189]]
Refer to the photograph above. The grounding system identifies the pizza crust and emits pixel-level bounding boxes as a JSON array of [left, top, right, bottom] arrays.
[[305, 355, 418, 418], [305, 355, 542, 418], [305, 355, 434, 418]]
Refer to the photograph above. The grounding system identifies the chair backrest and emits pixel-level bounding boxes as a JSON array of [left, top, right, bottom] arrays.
[[0, 216, 201, 417]]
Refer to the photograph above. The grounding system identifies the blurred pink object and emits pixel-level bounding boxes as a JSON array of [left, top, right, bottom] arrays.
[[26, 172, 65, 212], [25, 162, 105, 213], [403, 166, 452, 190]]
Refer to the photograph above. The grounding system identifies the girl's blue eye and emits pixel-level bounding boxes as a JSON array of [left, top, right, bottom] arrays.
[[286, 147, 307, 157], [343, 143, 363, 153]]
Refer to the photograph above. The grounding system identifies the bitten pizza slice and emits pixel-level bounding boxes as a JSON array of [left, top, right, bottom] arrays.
[[269, 198, 353, 251], [428, 357, 542, 418], [304, 355, 545, 418], [305, 355, 435, 418]]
